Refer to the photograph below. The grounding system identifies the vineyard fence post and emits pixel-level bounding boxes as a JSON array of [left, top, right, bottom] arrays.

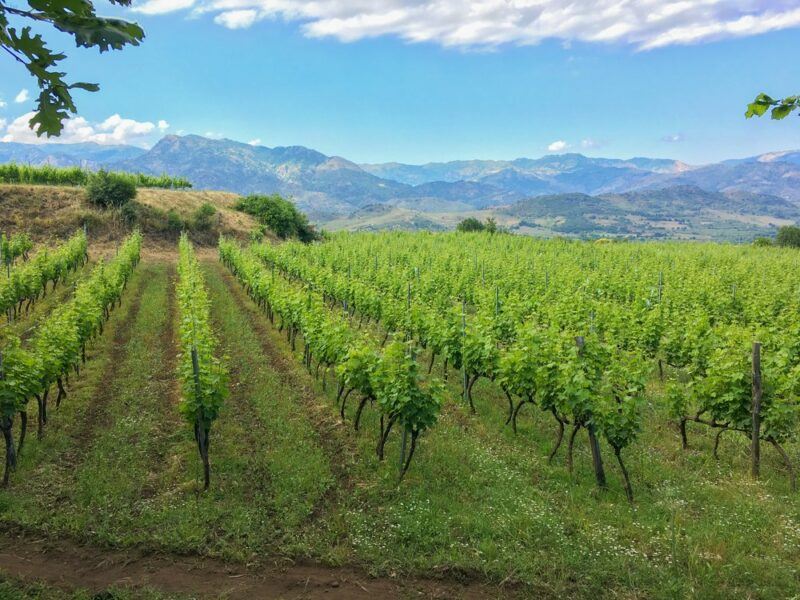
[[191, 345, 210, 490], [462, 300, 468, 405], [575, 336, 607, 490], [751, 341, 762, 479]]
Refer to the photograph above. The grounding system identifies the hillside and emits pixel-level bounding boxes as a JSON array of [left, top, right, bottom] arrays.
[[3, 137, 800, 240], [5, 137, 800, 225], [496, 185, 797, 240], [0, 184, 256, 249]]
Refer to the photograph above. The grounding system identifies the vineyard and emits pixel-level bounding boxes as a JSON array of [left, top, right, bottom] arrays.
[[1, 228, 800, 599], [0, 164, 191, 189]]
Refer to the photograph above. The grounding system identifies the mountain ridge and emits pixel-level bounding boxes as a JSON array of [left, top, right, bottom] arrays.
[[2, 136, 800, 234]]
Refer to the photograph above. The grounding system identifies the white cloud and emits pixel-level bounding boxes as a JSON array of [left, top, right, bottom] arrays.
[[158, 119, 170, 130], [204, 131, 224, 139], [547, 140, 569, 152], [0, 119, 6, 131], [0, 100, 6, 109], [14, 89, 29, 103], [215, 9, 258, 29], [153, 1, 800, 50], [1, 112, 165, 146], [661, 133, 685, 143], [248, 138, 262, 146], [134, 0, 195, 15]]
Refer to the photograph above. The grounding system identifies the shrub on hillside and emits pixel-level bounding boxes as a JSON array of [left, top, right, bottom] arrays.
[[456, 217, 486, 232], [235, 194, 318, 242], [753, 236, 774, 247], [776, 225, 800, 248], [86, 169, 137, 208], [166, 209, 185, 233], [192, 203, 217, 231]]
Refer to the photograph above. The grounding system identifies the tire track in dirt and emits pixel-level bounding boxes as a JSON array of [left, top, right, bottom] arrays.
[[203, 264, 279, 510], [211, 260, 358, 505], [140, 262, 184, 498], [59, 265, 149, 466], [0, 527, 504, 599]]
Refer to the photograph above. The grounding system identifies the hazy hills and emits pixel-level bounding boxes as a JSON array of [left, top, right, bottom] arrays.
[[2, 134, 800, 240]]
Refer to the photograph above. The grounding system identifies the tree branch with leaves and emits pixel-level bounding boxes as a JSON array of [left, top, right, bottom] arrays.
[[746, 93, 800, 120], [0, 0, 145, 137]]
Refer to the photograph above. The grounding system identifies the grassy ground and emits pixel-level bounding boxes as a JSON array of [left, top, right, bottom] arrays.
[[1, 255, 799, 599], [0, 577, 178, 600]]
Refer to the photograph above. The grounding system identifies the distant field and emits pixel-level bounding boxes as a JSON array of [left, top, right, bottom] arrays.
[[319, 202, 790, 241]]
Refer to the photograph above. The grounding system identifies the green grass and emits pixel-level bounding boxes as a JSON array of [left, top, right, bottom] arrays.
[[2, 257, 800, 599], [0, 577, 181, 600]]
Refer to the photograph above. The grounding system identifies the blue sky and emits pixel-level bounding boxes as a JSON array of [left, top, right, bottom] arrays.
[[1, 1, 799, 165]]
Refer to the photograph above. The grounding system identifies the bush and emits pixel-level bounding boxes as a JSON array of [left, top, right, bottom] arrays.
[[753, 236, 774, 247], [776, 226, 800, 248], [235, 194, 318, 242], [456, 217, 486, 232], [86, 169, 137, 208], [166, 209, 185, 233], [192, 203, 217, 231]]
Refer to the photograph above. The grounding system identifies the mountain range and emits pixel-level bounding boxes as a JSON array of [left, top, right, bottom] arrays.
[[2, 135, 800, 240]]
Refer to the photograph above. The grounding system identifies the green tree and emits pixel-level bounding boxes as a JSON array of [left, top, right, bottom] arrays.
[[86, 169, 136, 208], [235, 194, 318, 242], [746, 93, 800, 120], [0, 0, 145, 137], [456, 217, 485, 232], [776, 225, 800, 248]]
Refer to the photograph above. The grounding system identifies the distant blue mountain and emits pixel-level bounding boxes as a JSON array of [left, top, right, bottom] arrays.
[[0, 141, 145, 167], [3, 136, 800, 219]]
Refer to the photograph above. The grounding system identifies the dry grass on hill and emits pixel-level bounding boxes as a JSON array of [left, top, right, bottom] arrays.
[[0, 184, 260, 252]]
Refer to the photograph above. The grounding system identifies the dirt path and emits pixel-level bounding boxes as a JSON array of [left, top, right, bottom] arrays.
[[60, 265, 148, 463], [211, 260, 359, 496], [0, 527, 502, 599]]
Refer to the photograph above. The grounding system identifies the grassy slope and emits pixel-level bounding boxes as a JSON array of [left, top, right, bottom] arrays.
[[0, 184, 257, 246], [1, 254, 799, 599]]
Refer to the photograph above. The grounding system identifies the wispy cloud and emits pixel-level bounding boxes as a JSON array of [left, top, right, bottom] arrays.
[[14, 89, 29, 103], [248, 138, 262, 146], [140, 1, 800, 50], [1, 113, 166, 146], [581, 138, 606, 150], [661, 133, 685, 143], [134, 0, 194, 15]]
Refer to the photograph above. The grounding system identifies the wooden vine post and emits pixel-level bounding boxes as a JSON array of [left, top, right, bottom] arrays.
[[657, 271, 663, 303], [462, 299, 468, 406], [191, 346, 211, 491], [751, 341, 762, 479], [399, 283, 411, 467], [0, 351, 16, 487], [576, 336, 607, 490]]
